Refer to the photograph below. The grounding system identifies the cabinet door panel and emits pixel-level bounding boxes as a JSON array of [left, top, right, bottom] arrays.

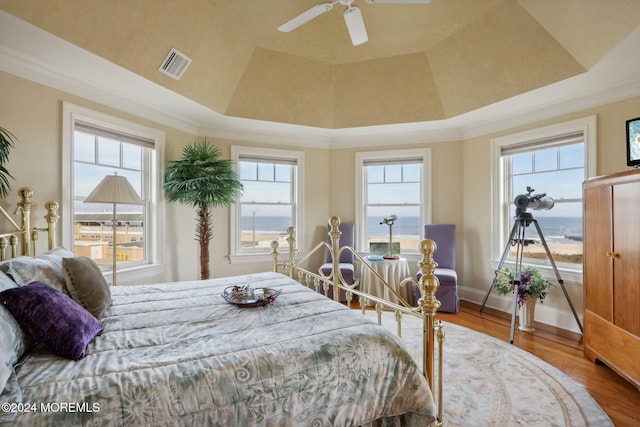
[[583, 185, 613, 320], [613, 182, 640, 336]]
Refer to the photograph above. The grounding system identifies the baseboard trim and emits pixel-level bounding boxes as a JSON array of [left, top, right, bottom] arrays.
[[459, 285, 584, 336]]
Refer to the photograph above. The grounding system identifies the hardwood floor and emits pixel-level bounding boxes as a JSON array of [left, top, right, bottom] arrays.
[[437, 301, 640, 427]]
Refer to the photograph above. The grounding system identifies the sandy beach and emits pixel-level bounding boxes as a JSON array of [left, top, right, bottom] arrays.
[[510, 241, 582, 264], [242, 233, 583, 264]]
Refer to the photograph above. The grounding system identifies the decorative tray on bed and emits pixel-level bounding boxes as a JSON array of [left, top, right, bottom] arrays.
[[222, 286, 281, 307]]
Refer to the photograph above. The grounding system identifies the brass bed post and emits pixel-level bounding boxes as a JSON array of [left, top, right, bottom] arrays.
[[30, 201, 59, 253], [42, 201, 59, 250], [270, 240, 280, 272], [270, 226, 297, 277], [10, 235, 18, 259], [328, 216, 342, 302], [0, 237, 6, 261], [416, 239, 443, 425], [286, 226, 295, 278], [437, 314, 445, 424], [16, 187, 34, 256]]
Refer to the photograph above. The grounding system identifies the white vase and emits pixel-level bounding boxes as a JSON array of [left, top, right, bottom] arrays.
[[518, 298, 537, 332]]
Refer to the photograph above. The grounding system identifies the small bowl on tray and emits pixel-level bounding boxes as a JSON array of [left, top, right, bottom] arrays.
[[222, 286, 281, 307]]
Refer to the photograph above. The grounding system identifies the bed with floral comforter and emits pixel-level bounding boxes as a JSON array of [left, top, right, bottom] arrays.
[[2, 271, 436, 426]]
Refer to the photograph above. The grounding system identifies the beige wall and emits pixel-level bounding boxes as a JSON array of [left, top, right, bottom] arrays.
[[3, 69, 640, 330]]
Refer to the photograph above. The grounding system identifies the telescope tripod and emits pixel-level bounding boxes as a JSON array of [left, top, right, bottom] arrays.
[[480, 212, 583, 344]]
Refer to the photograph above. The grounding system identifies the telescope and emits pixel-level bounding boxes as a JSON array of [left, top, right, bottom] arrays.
[[380, 215, 397, 225], [482, 184, 583, 343], [513, 186, 554, 216], [380, 215, 398, 259]]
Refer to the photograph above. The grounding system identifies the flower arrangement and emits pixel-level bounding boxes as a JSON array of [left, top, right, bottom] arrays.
[[494, 266, 553, 307]]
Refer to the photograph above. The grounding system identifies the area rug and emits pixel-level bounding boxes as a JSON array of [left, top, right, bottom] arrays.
[[365, 311, 613, 427]]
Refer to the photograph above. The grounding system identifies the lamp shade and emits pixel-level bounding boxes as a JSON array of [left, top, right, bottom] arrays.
[[84, 174, 143, 204]]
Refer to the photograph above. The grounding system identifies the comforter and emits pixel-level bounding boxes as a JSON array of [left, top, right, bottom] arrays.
[[6, 272, 436, 426]]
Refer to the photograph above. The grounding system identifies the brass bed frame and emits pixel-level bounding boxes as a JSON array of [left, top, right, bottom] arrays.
[[2, 193, 443, 424], [0, 187, 59, 259], [272, 216, 445, 426]]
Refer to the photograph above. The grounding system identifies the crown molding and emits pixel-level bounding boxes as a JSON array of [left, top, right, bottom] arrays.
[[2, 10, 639, 149]]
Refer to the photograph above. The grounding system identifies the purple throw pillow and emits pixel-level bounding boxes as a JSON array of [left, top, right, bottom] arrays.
[[0, 282, 103, 360]]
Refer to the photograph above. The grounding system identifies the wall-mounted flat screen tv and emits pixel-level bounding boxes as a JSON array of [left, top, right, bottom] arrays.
[[626, 117, 640, 168]]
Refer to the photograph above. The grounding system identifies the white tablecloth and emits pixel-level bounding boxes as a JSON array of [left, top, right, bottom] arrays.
[[360, 257, 411, 305]]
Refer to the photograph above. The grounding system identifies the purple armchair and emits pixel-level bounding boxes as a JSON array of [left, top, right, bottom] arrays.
[[318, 223, 356, 301], [412, 224, 459, 313]]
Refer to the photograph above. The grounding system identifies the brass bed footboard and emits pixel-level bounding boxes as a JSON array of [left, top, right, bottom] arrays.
[[271, 216, 444, 426]]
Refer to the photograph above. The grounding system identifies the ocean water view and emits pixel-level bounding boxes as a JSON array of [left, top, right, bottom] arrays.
[[508, 216, 583, 243], [241, 216, 583, 243]]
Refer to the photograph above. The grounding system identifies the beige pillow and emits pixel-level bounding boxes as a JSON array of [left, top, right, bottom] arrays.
[[62, 257, 111, 319]]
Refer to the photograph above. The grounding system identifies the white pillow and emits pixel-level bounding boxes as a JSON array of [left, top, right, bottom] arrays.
[[0, 271, 30, 422], [0, 247, 75, 294]]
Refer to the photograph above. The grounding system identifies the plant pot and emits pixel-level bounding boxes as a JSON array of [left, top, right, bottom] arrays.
[[518, 297, 537, 332]]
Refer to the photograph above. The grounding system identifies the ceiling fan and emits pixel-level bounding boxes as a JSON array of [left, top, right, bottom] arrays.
[[278, 0, 433, 46]]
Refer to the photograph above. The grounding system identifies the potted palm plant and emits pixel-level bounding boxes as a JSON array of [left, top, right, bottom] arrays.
[[0, 127, 16, 198], [164, 140, 243, 280]]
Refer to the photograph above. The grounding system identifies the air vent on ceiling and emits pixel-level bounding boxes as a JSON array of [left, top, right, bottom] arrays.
[[158, 48, 192, 80]]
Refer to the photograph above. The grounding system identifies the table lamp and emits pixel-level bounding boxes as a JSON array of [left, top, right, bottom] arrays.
[[84, 173, 143, 286]]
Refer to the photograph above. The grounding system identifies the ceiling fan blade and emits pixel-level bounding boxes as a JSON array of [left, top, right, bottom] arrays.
[[344, 5, 368, 46], [278, 2, 334, 33], [366, 0, 432, 4]]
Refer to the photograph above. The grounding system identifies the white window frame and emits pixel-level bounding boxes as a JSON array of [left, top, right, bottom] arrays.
[[490, 115, 596, 283], [229, 146, 304, 264], [62, 102, 165, 284], [355, 148, 432, 254]]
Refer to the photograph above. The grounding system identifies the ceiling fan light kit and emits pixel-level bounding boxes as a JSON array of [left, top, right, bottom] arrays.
[[278, 0, 432, 46]]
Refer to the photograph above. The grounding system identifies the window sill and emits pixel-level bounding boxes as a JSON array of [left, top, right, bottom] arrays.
[[489, 260, 583, 285], [108, 263, 166, 286], [228, 253, 278, 265]]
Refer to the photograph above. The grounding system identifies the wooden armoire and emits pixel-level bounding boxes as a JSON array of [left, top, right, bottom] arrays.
[[583, 169, 640, 391]]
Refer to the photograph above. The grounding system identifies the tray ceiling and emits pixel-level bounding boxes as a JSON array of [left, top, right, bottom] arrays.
[[1, 0, 640, 129]]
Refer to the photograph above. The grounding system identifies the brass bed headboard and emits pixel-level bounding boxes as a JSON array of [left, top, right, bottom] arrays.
[[0, 187, 59, 260]]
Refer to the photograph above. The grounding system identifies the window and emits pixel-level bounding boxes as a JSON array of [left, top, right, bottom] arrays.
[[356, 149, 431, 253], [230, 146, 304, 262], [491, 116, 596, 276], [62, 103, 165, 283]]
